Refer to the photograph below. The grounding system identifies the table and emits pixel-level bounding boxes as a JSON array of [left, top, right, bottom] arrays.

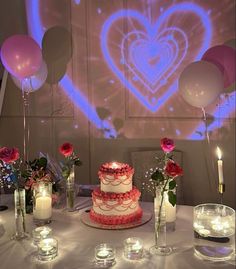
[[0, 195, 235, 269]]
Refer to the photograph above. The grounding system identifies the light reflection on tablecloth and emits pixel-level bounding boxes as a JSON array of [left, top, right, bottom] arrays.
[[0, 196, 235, 269]]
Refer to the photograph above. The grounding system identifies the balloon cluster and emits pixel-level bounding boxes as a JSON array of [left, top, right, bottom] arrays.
[[0, 35, 47, 92], [179, 39, 236, 108], [1, 29, 72, 90]]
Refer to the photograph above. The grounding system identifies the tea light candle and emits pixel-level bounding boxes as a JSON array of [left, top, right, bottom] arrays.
[[32, 226, 52, 245], [38, 238, 58, 261], [94, 243, 116, 267], [124, 237, 143, 260]]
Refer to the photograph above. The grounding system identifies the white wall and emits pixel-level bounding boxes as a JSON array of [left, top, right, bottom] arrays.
[[0, 0, 235, 208]]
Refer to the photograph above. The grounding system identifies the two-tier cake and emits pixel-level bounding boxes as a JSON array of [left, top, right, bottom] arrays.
[[90, 162, 143, 225]]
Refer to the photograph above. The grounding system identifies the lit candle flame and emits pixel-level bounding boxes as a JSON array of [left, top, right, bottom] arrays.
[[111, 162, 118, 168], [216, 146, 222, 160]]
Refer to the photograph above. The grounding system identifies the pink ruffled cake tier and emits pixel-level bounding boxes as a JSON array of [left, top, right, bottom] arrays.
[[90, 206, 143, 225]]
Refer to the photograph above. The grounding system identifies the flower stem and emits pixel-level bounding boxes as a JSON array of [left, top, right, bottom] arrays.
[[155, 179, 169, 246]]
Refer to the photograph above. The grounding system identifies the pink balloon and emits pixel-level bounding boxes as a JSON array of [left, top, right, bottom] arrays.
[[202, 45, 236, 88], [0, 35, 42, 79]]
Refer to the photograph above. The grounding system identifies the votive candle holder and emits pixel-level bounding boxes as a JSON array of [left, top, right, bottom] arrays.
[[32, 226, 52, 245], [123, 237, 143, 260], [94, 243, 116, 267], [38, 237, 58, 261]]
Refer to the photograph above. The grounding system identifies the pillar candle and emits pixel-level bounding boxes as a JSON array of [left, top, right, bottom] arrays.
[[34, 196, 52, 220]]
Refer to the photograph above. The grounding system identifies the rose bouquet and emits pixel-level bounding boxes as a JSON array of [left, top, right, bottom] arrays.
[[0, 147, 23, 189], [147, 138, 183, 206], [0, 147, 27, 237], [59, 142, 82, 210], [59, 142, 82, 179], [148, 138, 183, 254]]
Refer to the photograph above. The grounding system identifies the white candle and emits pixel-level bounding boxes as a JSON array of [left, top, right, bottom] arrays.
[[34, 196, 52, 220], [155, 192, 176, 223], [216, 147, 224, 184]]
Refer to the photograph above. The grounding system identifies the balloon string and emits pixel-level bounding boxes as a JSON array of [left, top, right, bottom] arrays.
[[201, 107, 215, 192], [21, 79, 30, 164], [201, 107, 210, 144]]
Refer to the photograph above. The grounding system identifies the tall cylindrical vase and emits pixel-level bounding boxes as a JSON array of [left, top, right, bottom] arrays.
[[66, 166, 75, 212], [12, 188, 27, 240], [150, 185, 173, 255]]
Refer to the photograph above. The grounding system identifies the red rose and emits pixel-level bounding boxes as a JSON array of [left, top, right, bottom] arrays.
[[0, 147, 20, 164], [165, 161, 183, 178], [59, 142, 73, 157], [161, 138, 175, 153]]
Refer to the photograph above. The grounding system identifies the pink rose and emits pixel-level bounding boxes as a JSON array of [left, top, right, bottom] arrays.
[[161, 138, 175, 153], [0, 147, 20, 164], [52, 193, 59, 205], [59, 142, 73, 157], [165, 161, 183, 178]]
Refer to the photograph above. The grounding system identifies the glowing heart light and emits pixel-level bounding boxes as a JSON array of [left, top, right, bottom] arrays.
[[124, 27, 188, 94], [0, 35, 42, 79], [101, 3, 212, 112], [179, 61, 224, 108]]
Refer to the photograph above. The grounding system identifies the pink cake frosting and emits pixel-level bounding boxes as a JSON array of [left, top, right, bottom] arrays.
[[90, 162, 142, 225]]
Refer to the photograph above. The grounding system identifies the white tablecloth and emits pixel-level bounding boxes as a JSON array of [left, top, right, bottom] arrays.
[[0, 195, 235, 269]]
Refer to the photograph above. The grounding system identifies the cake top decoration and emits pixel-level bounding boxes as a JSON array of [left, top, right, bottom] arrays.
[[99, 162, 134, 176]]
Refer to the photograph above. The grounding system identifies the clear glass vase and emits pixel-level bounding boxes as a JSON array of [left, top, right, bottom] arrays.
[[150, 184, 173, 255], [12, 188, 27, 240], [66, 166, 75, 212]]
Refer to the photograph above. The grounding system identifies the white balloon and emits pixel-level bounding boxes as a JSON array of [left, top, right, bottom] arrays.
[[179, 61, 224, 108], [11, 61, 48, 92]]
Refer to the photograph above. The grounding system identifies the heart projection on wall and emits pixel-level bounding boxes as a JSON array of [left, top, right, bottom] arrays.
[[26, 0, 235, 140], [101, 4, 212, 112]]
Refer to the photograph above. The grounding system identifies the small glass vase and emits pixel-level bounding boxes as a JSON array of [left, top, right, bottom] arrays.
[[12, 188, 27, 240], [66, 166, 75, 212], [150, 184, 173, 255]]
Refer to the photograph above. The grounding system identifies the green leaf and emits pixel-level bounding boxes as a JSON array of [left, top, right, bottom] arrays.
[[168, 191, 176, 207], [37, 157, 47, 169], [74, 159, 82, 167], [112, 118, 124, 131], [62, 169, 70, 179], [168, 180, 176, 190], [96, 107, 111, 120], [151, 170, 165, 182]]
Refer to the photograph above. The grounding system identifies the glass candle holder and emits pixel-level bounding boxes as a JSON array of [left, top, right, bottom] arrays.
[[32, 226, 52, 245], [33, 182, 52, 225], [194, 203, 235, 261], [94, 243, 116, 267], [38, 238, 58, 261], [124, 237, 143, 260]]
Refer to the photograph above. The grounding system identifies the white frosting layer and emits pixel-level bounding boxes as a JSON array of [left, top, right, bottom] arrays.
[[100, 174, 132, 193], [93, 198, 139, 216]]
